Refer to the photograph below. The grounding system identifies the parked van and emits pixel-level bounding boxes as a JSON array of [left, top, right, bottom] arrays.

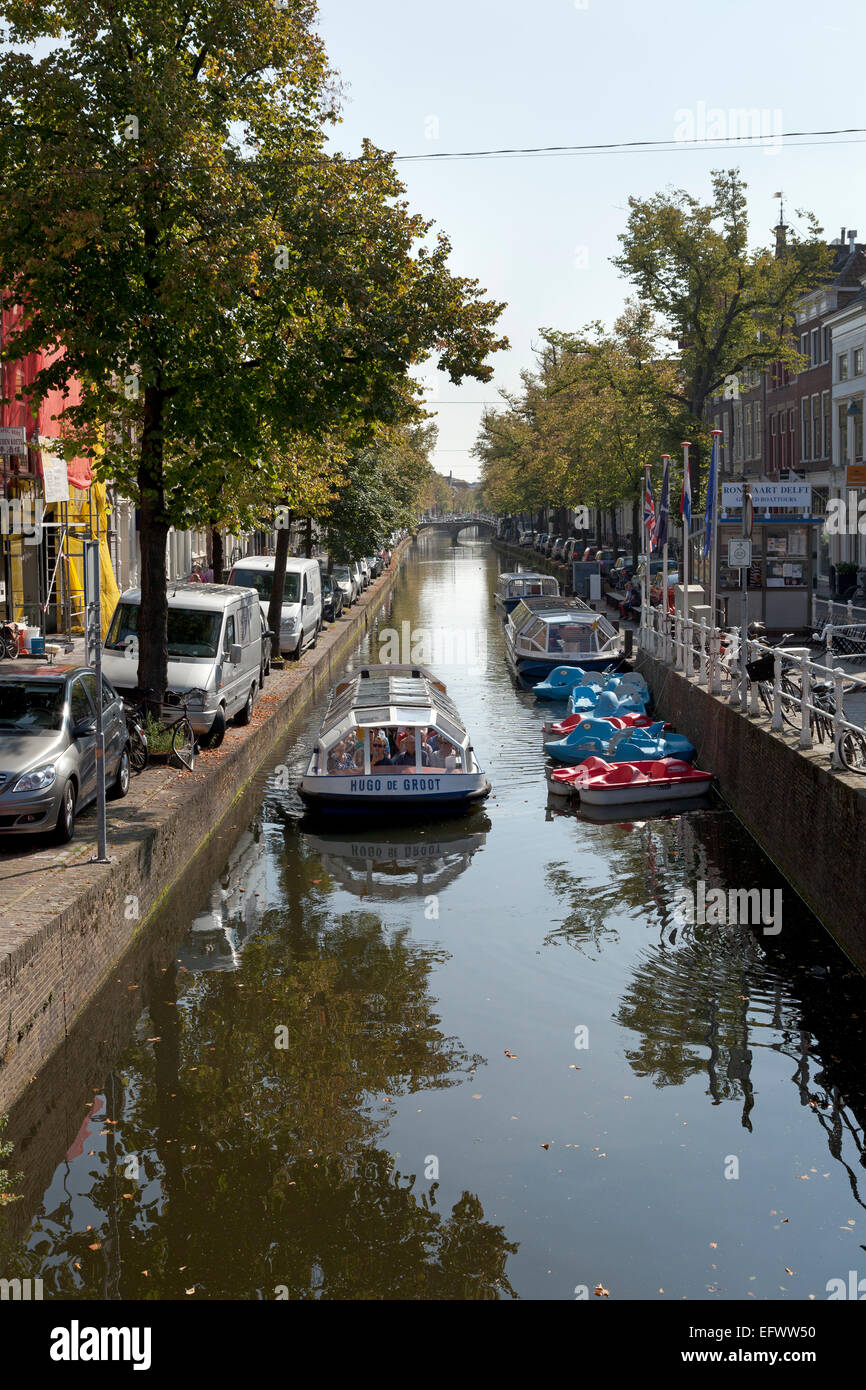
[[102, 582, 264, 747], [226, 555, 322, 659]]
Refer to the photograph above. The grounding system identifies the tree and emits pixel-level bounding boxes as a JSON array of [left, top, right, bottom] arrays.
[[0, 0, 507, 706], [325, 421, 436, 563], [612, 168, 831, 493]]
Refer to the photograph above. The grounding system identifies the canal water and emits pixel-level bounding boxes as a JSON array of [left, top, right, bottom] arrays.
[[4, 531, 866, 1301]]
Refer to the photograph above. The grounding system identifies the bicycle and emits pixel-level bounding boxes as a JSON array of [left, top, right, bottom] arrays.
[[162, 687, 205, 771], [121, 688, 151, 774], [0, 621, 20, 659], [837, 726, 866, 773]]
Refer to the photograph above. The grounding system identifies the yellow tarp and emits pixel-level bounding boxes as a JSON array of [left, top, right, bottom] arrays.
[[50, 481, 120, 637]]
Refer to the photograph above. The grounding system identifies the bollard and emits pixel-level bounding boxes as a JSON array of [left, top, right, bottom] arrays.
[[831, 667, 845, 769], [772, 652, 783, 731], [799, 659, 812, 749]]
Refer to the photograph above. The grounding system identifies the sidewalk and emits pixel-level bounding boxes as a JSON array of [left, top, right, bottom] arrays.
[[0, 543, 410, 1109]]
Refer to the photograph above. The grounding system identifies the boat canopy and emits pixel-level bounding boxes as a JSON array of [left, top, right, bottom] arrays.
[[509, 597, 618, 654], [497, 572, 559, 598], [317, 664, 469, 751]]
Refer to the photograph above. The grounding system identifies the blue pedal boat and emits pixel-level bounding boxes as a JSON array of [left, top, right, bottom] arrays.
[[544, 718, 697, 766]]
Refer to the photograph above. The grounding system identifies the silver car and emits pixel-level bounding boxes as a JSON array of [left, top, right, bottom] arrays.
[[0, 664, 130, 843]]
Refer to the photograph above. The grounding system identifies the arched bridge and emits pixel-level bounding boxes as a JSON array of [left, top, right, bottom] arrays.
[[416, 514, 496, 541]]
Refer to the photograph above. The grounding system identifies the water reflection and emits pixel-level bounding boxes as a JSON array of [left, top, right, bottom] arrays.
[[302, 821, 489, 901]]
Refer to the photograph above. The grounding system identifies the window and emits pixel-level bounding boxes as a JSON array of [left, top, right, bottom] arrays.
[[753, 402, 762, 463], [780, 410, 787, 433], [733, 402, 743, 465], [823, 326, 831, 362], [800, 332, 809, 359], [810, 329, 819, 366], [855, 347, 864, 376], [744, 404, 753, 459], [812, 395, 821, 460], [838, 352, 849, 381], [222, 615, 235, 657], [838, 402, 849, 464], [801, 398, 811, 461], [236, 603, 251, 646], [722, 411, 731, 464], [101, 676, 117, 711], [70, 678, 94, 728], [822, 391, 831, 459]]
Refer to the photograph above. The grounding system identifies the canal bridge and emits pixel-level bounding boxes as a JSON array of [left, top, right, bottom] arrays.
[[416, 514, 496, 541]]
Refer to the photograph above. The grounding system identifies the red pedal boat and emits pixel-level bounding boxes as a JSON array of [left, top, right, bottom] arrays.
[[548, 755, 713, 804]]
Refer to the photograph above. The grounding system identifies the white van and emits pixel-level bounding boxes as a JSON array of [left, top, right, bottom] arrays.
[[102, 582, 264, 747], [226, 556, 322, 659]]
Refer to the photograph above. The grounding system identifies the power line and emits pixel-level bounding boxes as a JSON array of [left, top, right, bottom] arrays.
[[393, 126, 866, 164]]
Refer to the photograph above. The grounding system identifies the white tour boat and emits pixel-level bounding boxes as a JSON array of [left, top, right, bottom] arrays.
[[298, 664, 491, 817], [494, 571, 560, 614], [504, 596, 622, 682]]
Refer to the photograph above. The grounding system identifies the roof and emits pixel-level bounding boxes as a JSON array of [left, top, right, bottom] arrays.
[[230, 556, 319, 573], [509, 595, 618, 643], [319, 664, 467, 742], [0, 663, 81, 679], [119, 582, 257, 610]]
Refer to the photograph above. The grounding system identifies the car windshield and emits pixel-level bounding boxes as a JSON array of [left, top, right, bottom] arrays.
[[107, 604, 223, 660], [0, 680, 65, 731], [333, 567, 350, 580], [230, 569, 300, 604]]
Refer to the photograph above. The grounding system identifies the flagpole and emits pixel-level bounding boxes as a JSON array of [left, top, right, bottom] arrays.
[[660, 455, 670, 661], [641, 460, 650, 650], [709, 429, 722, 693], [681, 441, 691, 668]]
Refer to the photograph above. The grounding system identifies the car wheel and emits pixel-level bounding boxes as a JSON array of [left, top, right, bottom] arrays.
[[53, 780, 76, 843], [199, 705, 226, 749], [108, 745, 131, 800], [236, 685, 255, 725]]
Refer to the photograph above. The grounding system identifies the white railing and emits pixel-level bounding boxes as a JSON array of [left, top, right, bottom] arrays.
[[639, 601, 866, 770]]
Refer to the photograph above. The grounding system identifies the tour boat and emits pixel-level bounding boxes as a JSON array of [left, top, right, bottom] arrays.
[[494, 571, 560, 615], [547, 755, 713, 805], [297, 664, 491, 817], [504, 596, 621, 681]]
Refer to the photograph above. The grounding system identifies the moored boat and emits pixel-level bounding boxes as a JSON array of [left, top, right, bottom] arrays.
[[494, 571, 560, 614], [504, 596, 622, 681], [547, 755, 713, 805], [297, 664, 491, 817]]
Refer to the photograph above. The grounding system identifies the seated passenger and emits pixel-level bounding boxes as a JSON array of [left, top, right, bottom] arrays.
[[370, 731, 391, 768], [382, 729, 416, 766], [425, 738, 459, 771], [327, 739, 352, 772]]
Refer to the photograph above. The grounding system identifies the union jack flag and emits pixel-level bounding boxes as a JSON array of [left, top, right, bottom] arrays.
[[644, 473, 655, 552]]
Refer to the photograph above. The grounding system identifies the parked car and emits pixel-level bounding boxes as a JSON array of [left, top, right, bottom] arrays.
[[0, 664, 130, 843], [321, 572, 344, 623], [350, 560, 364, 595], [519, 531, 534, 547], [333, 564, 358, 606], [226, 556, 322, 662], [105, 582, 266, 745], [365, 554, 383, 579], [562, 538, 578, 565], [358, 557, 371, 589], [550, 537, 566, 561], [581, 545, 600, 562]]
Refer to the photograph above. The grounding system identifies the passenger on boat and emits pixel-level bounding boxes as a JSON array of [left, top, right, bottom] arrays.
[[424, 737, 459, 771], [381, 729, 417, 767], [327, 739, 356, 773], [371, 731, 392, 767]]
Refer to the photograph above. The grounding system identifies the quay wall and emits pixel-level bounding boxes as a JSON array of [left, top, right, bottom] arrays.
[[0, 541, 411, 1113], [636, 650, 866, 968]]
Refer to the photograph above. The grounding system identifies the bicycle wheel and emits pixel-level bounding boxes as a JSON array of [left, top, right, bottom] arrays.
[[837, 729, 866, 773], [171, 717, 196, 771], [778, 675, 803, 729], [129, 722, 148, 773], [1, 629, 18, 659]]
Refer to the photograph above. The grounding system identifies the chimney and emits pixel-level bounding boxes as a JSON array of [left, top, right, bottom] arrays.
[[849, 229, 858, 253], [842, 227, 847, 245]]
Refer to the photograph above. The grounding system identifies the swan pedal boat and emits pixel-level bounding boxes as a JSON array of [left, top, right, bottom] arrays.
[[544, 719, 697, 766], [298, 664, 491, 818], [542, 711, 671, 740], [548, 755, 713, 804]]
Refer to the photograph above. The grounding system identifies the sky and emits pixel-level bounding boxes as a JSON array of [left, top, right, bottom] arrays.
[[316, 0, 866, 481]]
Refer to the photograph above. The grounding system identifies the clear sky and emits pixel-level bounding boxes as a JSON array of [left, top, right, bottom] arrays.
[[316, 0, 866, 481]]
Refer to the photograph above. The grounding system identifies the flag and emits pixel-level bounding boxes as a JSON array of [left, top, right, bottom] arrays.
[[681, 463, 692, 528], [703, 433, 719, 559], [644, 472, 655, 552], [654, 456, 670, 549]]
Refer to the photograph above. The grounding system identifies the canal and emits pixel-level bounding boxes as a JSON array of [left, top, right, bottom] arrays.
[[3, 530, 866, 1301]]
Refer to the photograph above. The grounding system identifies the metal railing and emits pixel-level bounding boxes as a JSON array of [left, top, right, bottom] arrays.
[[639, 602, 866, 771]]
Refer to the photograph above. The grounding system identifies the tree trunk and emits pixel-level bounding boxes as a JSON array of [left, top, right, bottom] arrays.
[[610, 505, 618, 551], [267, 507, 292, 660], [210, 525, 224, 585], [137, 387, 168, 719]]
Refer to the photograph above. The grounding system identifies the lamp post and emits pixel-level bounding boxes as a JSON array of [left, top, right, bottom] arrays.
[[846, 398, 862, 574]]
